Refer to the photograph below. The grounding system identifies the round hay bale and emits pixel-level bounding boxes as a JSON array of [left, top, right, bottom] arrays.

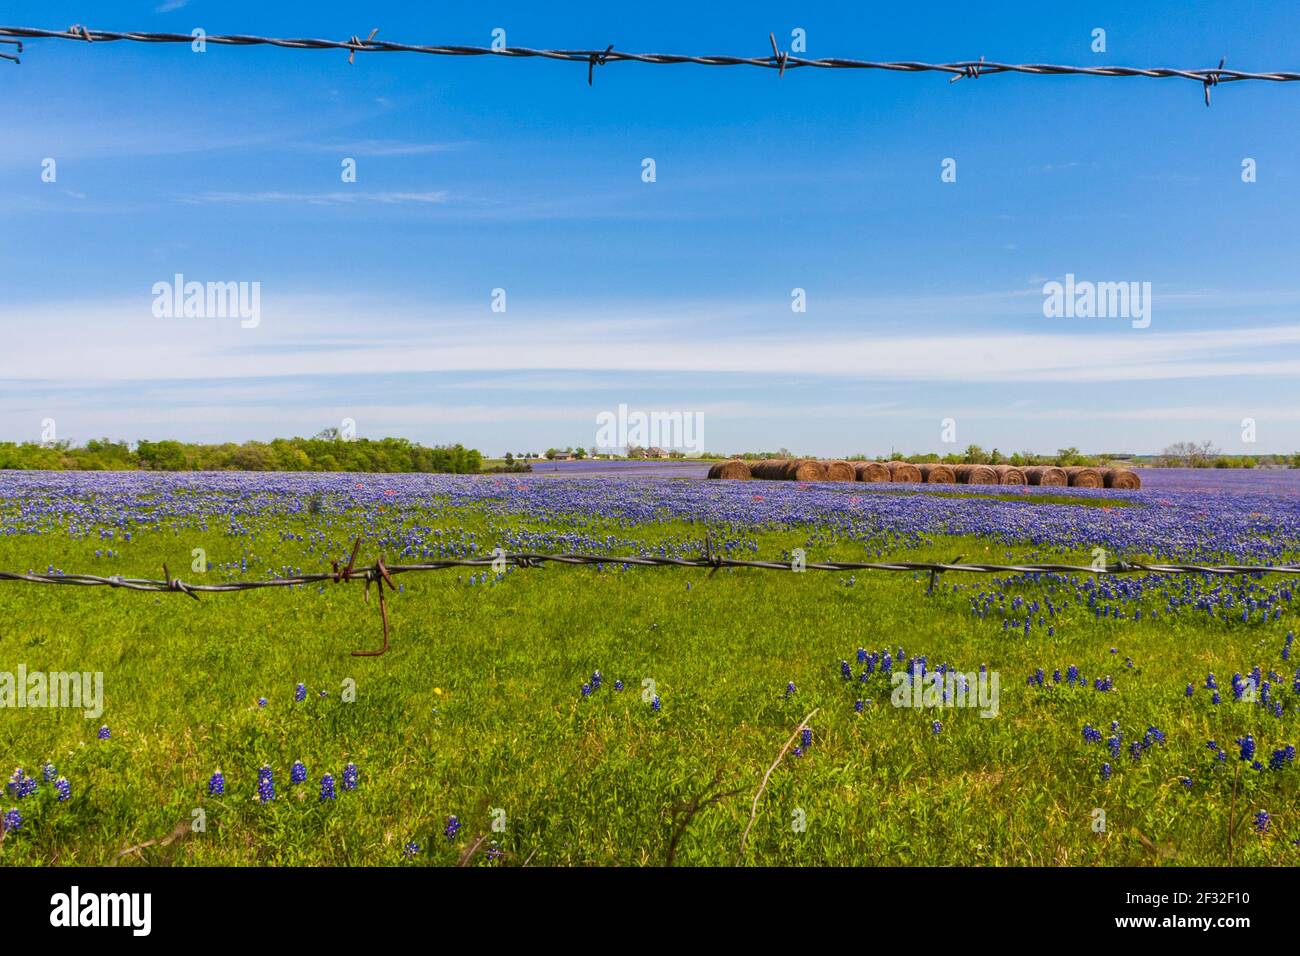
[[784, 458, 828, 482], [707, 462, 721, 479], [919, 463, 956, 484], [820, 460, 855, 482], [1103, 468, 1141, 490], [749, 459, 790, 481], [885, 460, 922, 483], [993, 464, 1027, 485], [954, 464, 998, 485], [1064, 466, 1103, 489], [1024, 465, 1067, 487], [854, 461, 891, 483]]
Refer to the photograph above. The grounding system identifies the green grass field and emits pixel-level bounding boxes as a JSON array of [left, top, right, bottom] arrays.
[[1, 494, 1295, 866]]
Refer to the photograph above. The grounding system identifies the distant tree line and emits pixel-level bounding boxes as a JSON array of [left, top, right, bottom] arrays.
[[0, 436, 484, 473], [727, 443, 1300, 469], [1157, 440, 1295, 469]]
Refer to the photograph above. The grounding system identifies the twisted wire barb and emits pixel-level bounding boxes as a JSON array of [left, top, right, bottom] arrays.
[[3, 544, 1298, 657], [0, 25, 1288, 104]]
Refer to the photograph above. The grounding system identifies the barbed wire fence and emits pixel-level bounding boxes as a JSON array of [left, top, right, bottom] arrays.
[[3, 538, 1299, 656], [1, 24, 1295, 104], [4, 24, 1298, 649]]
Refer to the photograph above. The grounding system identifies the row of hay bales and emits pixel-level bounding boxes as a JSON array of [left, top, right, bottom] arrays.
[[707, 459, 1140, 489]]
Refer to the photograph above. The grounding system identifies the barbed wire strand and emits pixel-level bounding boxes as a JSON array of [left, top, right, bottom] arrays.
[[3, 539, 1298, 656], [0, 25, 1290, 105]]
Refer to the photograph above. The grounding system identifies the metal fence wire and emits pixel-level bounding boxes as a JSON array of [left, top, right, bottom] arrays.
[[3, 539, 1299, 657], [1, 25, 1295, 104]]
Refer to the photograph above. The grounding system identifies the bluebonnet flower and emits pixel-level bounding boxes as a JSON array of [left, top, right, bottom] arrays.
[[613, 679, 624, 691], [931, 721, 942, 735], [1185, 684, 1194, 698], [1238, 735, 1256, 762], [857, 648, 867, 664], [581, 683, 592, 697], [801, 728, 812, 749], [257, 698, 268, 708], [1254, 810, 1270, 834], [295, 683, 307, 702], [342, 763, 359, 791], [98, 726, 111, 740], [257, 766, 275, 803], [1269, 746, 1295, 770], [1232, 674, 1247, 701], [1180, 777, 1193, 789], [783, 681, 796, 699], [403, 841, 420, 859], [42, 763, 57, 783], [208, 771, 225, 796], [792, 746, 804, 757], [444, 815, 461, 840], [840, 660, 852, 680], [651, 696, 661, 712], [1212, 692, 1222, 705], [854, 699, 865, 714], [291, 761, 307, 784], [1082, 724, 1102, 744], [319, 773, 336, 801], [486, 843, 504, 863], [591, 671, 602, 690], [55, 777, 71, 802], [1107, 736, 1122, 759], [3, 807, 21, 833], [1205, 673, 1218, 690], [1100, 763, 1112, 780]]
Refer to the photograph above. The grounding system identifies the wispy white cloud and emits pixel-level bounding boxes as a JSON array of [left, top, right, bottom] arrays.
[[178, 190, 452, 206], [3, 295, 1298, 386], [294, 139, 469, 157]]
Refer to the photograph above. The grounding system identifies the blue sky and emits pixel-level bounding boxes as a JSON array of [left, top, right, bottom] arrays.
[[2, 0, 1299, 456]]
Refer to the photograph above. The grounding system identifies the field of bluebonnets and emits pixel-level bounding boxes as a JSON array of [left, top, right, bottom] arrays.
[[1, 466, 1298, 866]]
